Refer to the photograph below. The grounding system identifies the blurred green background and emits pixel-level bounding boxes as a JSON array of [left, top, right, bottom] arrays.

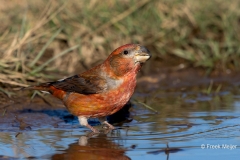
[[0, 0, 240, 88]]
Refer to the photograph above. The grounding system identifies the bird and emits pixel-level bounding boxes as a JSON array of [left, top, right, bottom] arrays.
[[24, 44, 151, 133]]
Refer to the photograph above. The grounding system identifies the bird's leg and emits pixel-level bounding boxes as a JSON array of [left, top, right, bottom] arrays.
[[78, 116, 99, 133], [98, 117, 115, 130]]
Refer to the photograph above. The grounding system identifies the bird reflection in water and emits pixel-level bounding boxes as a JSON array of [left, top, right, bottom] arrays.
[[51, 131, 130, 160], [52, 102, 132, 160]]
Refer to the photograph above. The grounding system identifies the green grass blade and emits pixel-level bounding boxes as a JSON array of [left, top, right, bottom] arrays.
[[0, 87, 14, 97], [20, 11, 27, 38], [29, 28, 62, 67], [30, 45, 79, 74], [134, 100, 158, 114], [206, 80, 213, 94], [2, 109, 7, 116]]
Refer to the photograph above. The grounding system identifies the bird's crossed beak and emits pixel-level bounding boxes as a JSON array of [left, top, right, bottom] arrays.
[[134, 46, 151, 63]]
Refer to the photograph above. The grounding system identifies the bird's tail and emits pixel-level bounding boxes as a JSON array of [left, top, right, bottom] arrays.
[[22, 82, 52, 93]]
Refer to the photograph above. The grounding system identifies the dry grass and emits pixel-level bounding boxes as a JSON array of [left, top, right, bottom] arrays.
[[0, 0, 240, 91]]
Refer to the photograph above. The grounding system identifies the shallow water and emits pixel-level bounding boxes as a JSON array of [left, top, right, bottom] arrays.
[[0, 77, 240, 159]]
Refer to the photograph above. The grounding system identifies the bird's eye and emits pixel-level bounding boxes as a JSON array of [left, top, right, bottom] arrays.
[[123, 50, 128, 55]]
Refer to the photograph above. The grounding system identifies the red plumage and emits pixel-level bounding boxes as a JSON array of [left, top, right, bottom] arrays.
[[25, 44, 151, 133]]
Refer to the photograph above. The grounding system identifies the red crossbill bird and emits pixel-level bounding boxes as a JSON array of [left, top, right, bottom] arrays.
[[25, 44, 151, 133]]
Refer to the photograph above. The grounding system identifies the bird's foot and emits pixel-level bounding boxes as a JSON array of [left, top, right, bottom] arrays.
[[78, 116, 100, 134], [102, 121, 115, 130], [86, 124, 100, 134], [99, 117, 115, 131]]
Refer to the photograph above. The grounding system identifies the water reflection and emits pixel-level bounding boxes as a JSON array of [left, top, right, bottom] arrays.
[[51, 132, 130, 160]]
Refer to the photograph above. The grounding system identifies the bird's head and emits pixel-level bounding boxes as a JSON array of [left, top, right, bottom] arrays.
[[105, 44, 151, 77]]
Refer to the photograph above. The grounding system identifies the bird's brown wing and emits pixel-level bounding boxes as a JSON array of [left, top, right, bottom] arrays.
[[49, 74, 107, 94]]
